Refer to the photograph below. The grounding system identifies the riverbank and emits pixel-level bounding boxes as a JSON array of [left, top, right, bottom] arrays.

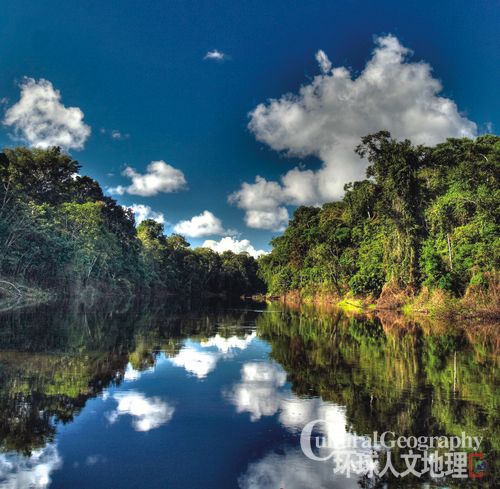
[[0, 277, 140, 311], [0, 276, 251, 312], [0, 280, 55, 311], [253, 280, 500, 322]]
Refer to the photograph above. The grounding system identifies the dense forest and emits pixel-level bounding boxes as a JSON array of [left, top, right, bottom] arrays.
[[258, 133, 499, 312], [1, 133, 499, 310], [0, 147, 263, 298]]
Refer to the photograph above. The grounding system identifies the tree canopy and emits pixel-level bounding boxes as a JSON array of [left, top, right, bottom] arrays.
[[0, 147, 264, 298], [258, 133, 499, 302]]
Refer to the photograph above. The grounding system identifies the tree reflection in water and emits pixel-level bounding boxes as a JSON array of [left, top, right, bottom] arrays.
[[0, 298, 497, 488], [257, 302, 498, 487]]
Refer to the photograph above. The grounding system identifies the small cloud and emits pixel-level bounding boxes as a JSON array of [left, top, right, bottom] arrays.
[[85, 455, 107, 466], [315, 49, 332, 74], [108, 160, 187, 196], [169, 333, 256, 379], [111, 130, 129, 140], [0, 97, 9, 106], [225, 362, 287, 421], [0, 443, 62, 489], [123, 363, 141, 381], [170, 345, 220, 379], [108, 185, 126, 195], [200, 332, 256, 355], [173, 210, 234, 238], [101, 128, 130, 140], [125, 204, 166, 225], [204, 49, 227, 61]]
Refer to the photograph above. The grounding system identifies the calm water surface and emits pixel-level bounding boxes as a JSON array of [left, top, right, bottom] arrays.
[[0, 299, 497, 488]]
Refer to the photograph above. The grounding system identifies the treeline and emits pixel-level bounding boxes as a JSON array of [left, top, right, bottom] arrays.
[[0, 147, 263, 297], [258, 133, 499, 306]]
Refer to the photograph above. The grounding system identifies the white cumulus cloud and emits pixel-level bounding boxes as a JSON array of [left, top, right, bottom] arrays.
[[123, 363, 142, 381], [173, 210, 231, 238], [126, 204, 165, 225], [237, 396, 375, 489], [202, 236, 267, 258], [230, 34, 477, 229], [238, 446, 362, 489], [4, 78, 91, 150], [228, 176, 290, 231], [226, 360, 364, 442], [204, 49, 226, 61], [108, 160, 187, 196]]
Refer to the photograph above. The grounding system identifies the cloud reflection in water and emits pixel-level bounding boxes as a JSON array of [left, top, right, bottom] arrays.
[[170, 332, 256, 379], [107, 391, 175, 432], [227, 361, 373, 488], [0, 443, 62, 489]]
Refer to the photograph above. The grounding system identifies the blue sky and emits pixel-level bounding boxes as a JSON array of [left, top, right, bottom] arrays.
[[1, 0, 498, 254]]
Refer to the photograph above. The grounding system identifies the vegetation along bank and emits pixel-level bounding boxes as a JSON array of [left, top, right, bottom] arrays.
[[1, 132, 498, 318], [257, 132, 499, 319]]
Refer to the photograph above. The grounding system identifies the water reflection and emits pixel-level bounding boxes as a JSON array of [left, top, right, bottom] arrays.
[[256, 304, 499, 487], [169, 332, 256, 379], [238, 445, 362, 489], [227, 359, 373, 488], [226, 361, 287, 421], [106, 391, 175, 432], [0, 444, 61, 489], [0, 298, 497, 488]]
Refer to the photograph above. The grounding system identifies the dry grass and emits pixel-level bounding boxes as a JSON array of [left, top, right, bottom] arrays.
[[376, 281, 415, 310]]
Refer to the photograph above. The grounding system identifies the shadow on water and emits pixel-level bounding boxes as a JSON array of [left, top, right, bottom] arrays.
[[0, 297, 497, 487]]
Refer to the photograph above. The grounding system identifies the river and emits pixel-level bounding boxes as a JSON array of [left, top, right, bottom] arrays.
[[0, 298, 497, 488]]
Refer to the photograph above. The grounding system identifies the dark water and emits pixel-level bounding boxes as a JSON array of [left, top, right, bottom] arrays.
[[0, 298, 497, 488]]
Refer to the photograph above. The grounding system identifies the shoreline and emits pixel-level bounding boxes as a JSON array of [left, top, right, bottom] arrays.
[[2, 277, 498, 323], [0, 278, 248, 312], [252, 287, 500, 322]]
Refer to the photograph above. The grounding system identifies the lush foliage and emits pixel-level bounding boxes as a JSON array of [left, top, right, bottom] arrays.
[[0, 147, 263, 297], [259, 133, 499, 300]]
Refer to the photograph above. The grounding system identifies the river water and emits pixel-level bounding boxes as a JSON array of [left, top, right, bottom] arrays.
[[0, 298, 497, 488]]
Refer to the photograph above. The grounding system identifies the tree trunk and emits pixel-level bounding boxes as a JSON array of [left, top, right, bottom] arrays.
[[447, 233, 453, 270]]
